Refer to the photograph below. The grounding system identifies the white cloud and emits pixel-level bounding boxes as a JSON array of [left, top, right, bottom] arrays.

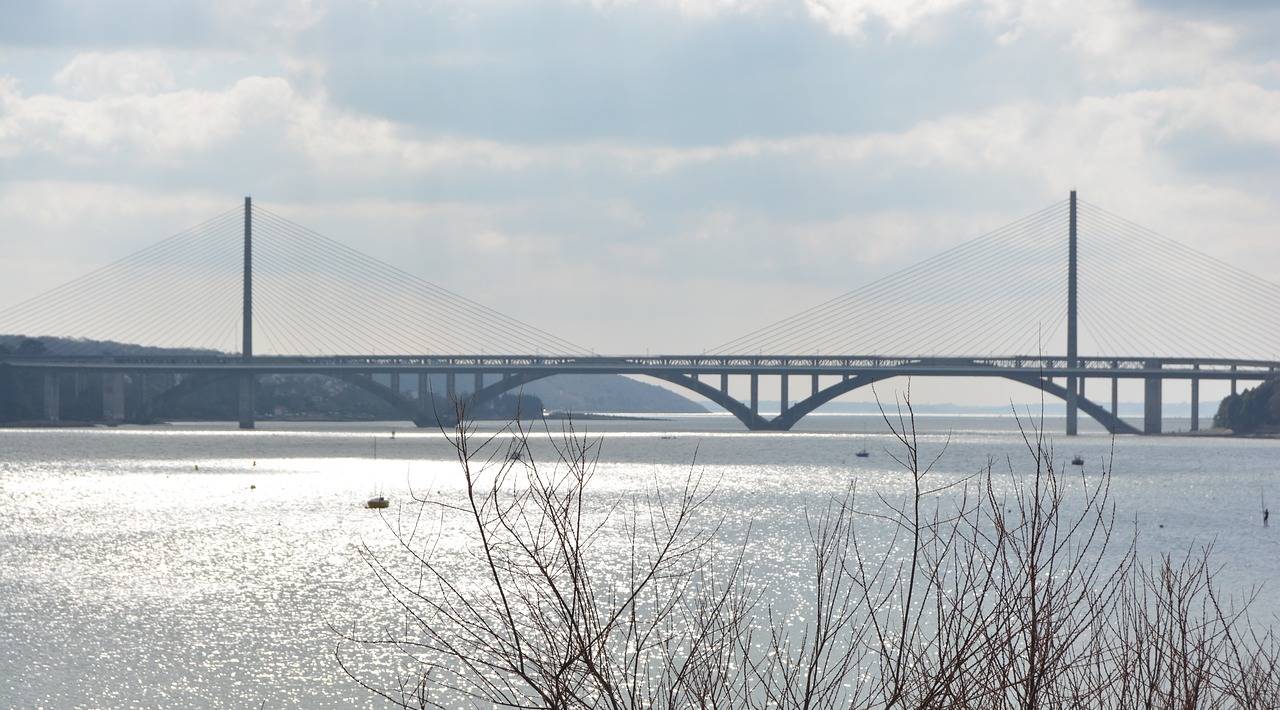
[[803, 0, 972, 37], [53, 51, 176, 98]]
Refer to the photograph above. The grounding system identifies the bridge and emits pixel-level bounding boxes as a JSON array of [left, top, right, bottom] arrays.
[[2, 193, 1278, 435]]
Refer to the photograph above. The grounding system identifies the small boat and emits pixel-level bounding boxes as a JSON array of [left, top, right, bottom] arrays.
[[855, 448, 870, 458], [1071, 455, 1084, 466], [366, 496, 390, 509]]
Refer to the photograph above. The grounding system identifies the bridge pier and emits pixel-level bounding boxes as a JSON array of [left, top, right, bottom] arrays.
[[446, 372, 456, 400], [811, 374, 819, 397], [390, 372, 401, 397], [1143, 360, 1162, 434], [1231, 365, 1237, 396], [750, 374, 759, 415], [720, 373, 728, 395], [128, 374, 146, 423], [779, 375, 788, 414], [103, 372, 125, 423], [1191, 375, 1200, 432], [1111, 375, 1118, 420], [237, 373, 255, 429], [474, 372, 483, 395], [42, 373, 60, 422]]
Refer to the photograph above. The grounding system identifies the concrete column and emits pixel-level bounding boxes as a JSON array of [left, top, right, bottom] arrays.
[[237, 373, 255, 429], [1143, 360, 1162, 434], [42, 373, 60, 422], [1111, 377, 1118, 419], [811, 374, 820, 397], [474, 372, 483, 395], [1231, 365, 1238, 396], [1191, 376, 1200, 432], [446, 372, 456, 400], [750, 374, 759, 415], [719, 373, 728, 394], [390, 372, 401, 396], [128, 374, 146, 423], [418, 372, 431, 401], [779, 375, 788, 413], [104, 372, 126, 423]]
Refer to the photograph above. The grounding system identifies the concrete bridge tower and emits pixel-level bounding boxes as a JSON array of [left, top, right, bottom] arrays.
[[239, 196, 256, 429]]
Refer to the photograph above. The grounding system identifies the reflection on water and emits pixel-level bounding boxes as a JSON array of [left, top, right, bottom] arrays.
[[2, 414, 1278, 707]]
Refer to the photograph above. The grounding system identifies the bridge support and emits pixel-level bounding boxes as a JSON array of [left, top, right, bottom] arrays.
[[811, 374, 819, 397], [1111, 375, 1118, 419], [1191, 375, 1200, 432], [42, 373, 60, 422], [239, 195, 255, 430], [750, 374, 759, 415], [779, 375, 788, 413], [446, 372, 456, 400], [1066, 190, 1079, 437], [238, 374, 255, 429], [720, 373, 728, 394], [103, 372, 125, 422], [127, 374, 146, 423], [1143, 361, 1162, 434], [390, 372, 401, 396]]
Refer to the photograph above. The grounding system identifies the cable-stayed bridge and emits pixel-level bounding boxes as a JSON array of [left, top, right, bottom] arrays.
[[1, 193, 1277, 435]]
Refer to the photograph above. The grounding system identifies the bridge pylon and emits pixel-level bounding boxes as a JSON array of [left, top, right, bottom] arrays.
[[1066, 190, 1079, 436], [239, 196, 256, 430]]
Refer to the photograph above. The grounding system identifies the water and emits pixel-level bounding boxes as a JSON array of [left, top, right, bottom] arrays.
[[2, 413, 1279, 708]]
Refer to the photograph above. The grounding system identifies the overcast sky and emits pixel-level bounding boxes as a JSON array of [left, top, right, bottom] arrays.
[[2, 0, 1278, 405]]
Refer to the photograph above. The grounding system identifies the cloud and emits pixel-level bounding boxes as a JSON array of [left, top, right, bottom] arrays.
[[52, 51, 176, 97]]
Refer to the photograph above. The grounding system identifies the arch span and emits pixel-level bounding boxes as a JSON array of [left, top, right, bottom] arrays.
[[454, 370, 1139, 434], [463, 371, 775, 430], [769, 372, 1139, 434]]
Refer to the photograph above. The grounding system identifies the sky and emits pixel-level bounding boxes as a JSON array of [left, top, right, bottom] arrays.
[[2, 0, 1278, 407]]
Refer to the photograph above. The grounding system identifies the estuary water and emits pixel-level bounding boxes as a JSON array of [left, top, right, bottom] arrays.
[[2, 413, 1279, 708]]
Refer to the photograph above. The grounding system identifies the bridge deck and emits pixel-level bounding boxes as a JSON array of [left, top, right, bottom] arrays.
[[4, 354, 1277, 381]]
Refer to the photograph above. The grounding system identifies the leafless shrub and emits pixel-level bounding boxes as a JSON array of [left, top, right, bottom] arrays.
[[336, 392, 1280, 709]]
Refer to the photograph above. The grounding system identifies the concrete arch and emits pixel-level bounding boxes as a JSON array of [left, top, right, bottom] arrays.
[[465, 370, 1139, 434], [649, 373, 772, 430], [1003, 373, 1140, 435], [770, 372, 1140, 434], [463, 371, 775, 430], [337, 373, 437, 426], [770, 374, 892, 430], [147, 368, 1144, 434]]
